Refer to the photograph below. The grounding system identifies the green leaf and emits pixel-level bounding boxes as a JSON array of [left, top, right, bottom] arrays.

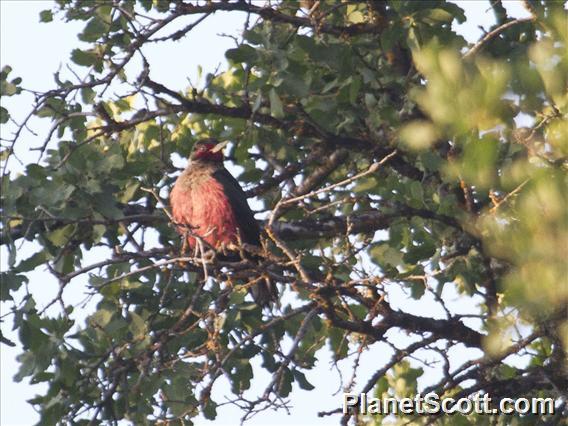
[[349, 76, 361, 104], [47, 224, 76, 247], [279, 72, 309, 97], [239, 168, 262, 182], [0, 106, 9, 124], [101, 153, 124, 172], [1, 80, 19, 96], [14, 351, 37, 382], [89, 308, 114, 328], [20, 318, 50, 352], [0, 65, 12, 79], [79, 17, 107, 42], [16, 251, 50, 273], [408, 279, 426, 299], [225, 44, 258, 63], [419, 151, 442, 171], [92, 192, 122, 218], [70, 49, 97, 67], [230, 359, 253, 393], [439, 2, 466, 23], [461, 136, 499, 188], [251, 92, 263, 113], [80, 87, 96, 104], [139, 0, 152, 11], [425, 8, 454, 23], [118, 180, 140, 203], [269, 88, 284, 118], [374, 376, 389, 398], [408, 181, 424, 205], [203, 400, 217, 420], [39, 9, 53, 22], [129, 311, 146, 339], [399, 120, 439, 151], [353, 176, 378, 193], [277, 367, 293, 397], [381, 26, 403, 51], [261, 351, 278, 372], [292, 369, 315, 390], [403, 240, 436, 264], [300, 254, 322, 270], [0, 272, 28, 301], [105, 317, 128, 335], [370, 244, 404, 268], [54, 253, 75, 275]]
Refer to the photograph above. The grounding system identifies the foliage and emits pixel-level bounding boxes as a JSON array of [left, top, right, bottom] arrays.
[[1, 1, 566, 425]]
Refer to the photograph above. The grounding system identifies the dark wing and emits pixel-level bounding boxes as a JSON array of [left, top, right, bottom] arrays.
[[212, 167, 261, 246]]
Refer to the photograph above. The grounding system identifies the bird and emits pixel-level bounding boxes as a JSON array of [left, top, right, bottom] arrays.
[[169, 138, 277, 306]]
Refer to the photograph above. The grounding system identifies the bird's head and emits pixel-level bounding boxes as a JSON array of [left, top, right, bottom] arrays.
[[190, 138, 228, 163]]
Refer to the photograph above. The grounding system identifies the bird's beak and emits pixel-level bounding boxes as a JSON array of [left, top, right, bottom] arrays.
[[211, 140, 229, 153]]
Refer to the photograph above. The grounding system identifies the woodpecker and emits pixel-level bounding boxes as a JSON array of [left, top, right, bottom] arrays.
[[170, 138, 276, 306]]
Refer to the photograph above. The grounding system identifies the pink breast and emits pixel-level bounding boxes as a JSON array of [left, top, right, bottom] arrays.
[[170, 176, 239, 249]]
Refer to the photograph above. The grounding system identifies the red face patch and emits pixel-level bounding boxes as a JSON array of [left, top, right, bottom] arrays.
[[192, 143, 223, 162]]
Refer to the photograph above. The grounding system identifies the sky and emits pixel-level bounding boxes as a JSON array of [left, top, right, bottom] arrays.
[[0, 1, 532, 425]]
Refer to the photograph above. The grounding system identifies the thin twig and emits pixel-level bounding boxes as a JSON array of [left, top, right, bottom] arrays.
[[280, 150, 397, 206], [489, 179, 529, 214], [263, 308, 319, 398], [464, 17, 535, 59]]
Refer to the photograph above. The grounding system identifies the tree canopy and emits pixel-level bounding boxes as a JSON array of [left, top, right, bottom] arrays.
[[1, 1, 567, 425]]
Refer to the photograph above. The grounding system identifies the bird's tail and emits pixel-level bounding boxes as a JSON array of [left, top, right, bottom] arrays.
[[250, 277, 279, 309]]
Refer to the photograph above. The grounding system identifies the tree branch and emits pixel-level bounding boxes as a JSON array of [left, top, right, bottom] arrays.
[[464, 17, 535, 59], [175, 2, 386, 37]]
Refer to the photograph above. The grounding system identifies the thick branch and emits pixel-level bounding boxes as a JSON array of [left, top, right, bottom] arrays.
[[144, 79, 285, 128], [2, 203, 474, 246], [322, 297, 484, 348], [292, 149, 349, 197], [142, 79, 423, 180], [175, 2, 385, 37]]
